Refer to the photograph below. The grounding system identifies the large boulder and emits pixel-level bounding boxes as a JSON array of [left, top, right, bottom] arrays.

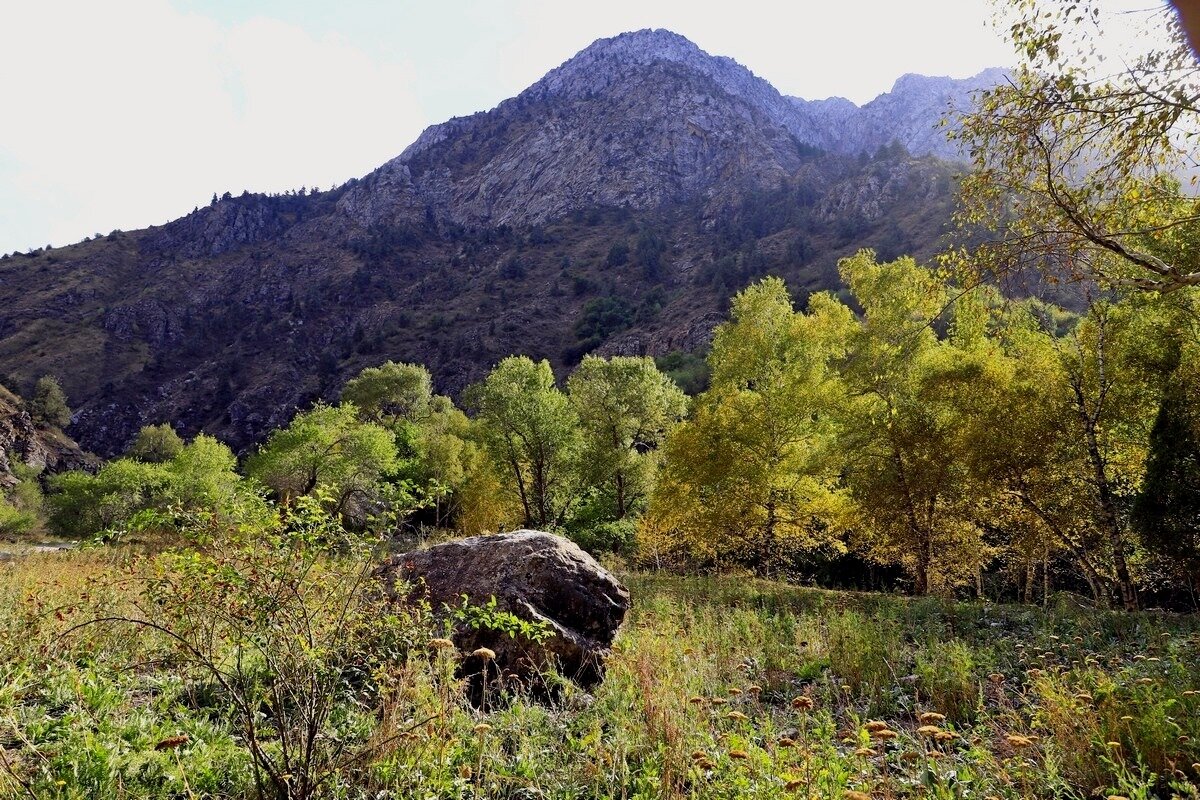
[[378, 530, 630, 694]]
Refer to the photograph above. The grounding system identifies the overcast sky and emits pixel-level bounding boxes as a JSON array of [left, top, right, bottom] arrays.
[[0, 1, 1166, 254]]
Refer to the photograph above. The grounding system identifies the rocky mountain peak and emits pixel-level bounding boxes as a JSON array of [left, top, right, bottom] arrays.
[[882, 67, 1009, 110], [532, 29, 778, 104], [787, 67, 1009, 160], [551, 28, 707, 73], [353, 31, 1006, 232], [343, 29, 813, 231]]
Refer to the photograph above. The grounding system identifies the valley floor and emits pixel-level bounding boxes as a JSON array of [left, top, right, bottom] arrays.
[[2, 551, 1199, 799]]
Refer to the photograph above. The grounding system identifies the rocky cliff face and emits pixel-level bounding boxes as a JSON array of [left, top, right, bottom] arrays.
[[0, 29, 995, 457], [342, 31, 1002, 230], [341, 30, 816, 230], [787, 68, 1009, 160], [0, 387, 97, 488]]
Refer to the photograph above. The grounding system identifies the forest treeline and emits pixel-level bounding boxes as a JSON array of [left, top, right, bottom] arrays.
[[4, 249, 1197, 610]]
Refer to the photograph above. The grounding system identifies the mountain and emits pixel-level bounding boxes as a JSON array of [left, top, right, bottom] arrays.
[[342, 30, 816, 231], [787, 68, 1009, 160], [0, 29, 1002, 457], [343, 31, 999, 231]]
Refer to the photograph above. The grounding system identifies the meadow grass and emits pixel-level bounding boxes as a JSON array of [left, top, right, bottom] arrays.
[[1, 552, 1198, 799]]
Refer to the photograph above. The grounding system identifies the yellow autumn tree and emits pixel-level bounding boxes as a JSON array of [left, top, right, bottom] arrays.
[[643, 277, 853, 574]]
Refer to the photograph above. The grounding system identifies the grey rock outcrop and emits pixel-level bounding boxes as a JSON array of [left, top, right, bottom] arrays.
[[0, 388, 98, 489], [787, 68, 1009, 161], [343, 30, 825, 230], [378, 530, 631, 693], [341, 32, 1003, 231]]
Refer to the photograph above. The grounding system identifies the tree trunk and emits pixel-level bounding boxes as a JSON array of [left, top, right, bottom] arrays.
[[615, 471, 627, 520], [914, 531, 932, 595], [508, 450, 532, 529], [1043, 550, 1051, 608], [1069, 322, 1138, 611], [1011, 487, 1112, 607], [1081, 417, 1138, 610], [762, 495, 778, 578], [532, 449, 550, 529]]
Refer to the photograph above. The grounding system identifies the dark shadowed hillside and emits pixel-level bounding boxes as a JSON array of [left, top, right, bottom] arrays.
[[0, 29, 997, 456]]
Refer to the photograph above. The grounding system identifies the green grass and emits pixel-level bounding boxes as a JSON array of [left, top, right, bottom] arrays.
[[2, 554, 1199, 799]]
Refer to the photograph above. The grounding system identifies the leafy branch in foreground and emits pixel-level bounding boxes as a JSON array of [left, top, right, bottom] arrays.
[[951, 0, 1200, 294]]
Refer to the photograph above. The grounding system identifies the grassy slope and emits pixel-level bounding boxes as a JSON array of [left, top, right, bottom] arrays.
[[4, 554, 1196, 798]]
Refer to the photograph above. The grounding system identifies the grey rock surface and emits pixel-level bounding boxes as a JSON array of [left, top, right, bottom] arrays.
[[788, 68, 1009, 161], [0, 392, 98, 488], [378, 530, 631, 691]]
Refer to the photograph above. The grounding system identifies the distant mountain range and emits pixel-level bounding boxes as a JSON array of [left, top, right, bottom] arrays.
[[0, 29, 1003, 457]]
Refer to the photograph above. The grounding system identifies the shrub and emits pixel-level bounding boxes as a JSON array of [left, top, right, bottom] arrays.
[[571, 519, 638, 556], [914, 638, 980, 722], [654, 350, 710, 396], [47, 436, 263, 540], [0, 463, 43, 536], [127, 423, 184, 463], [47, 459, 173, 539], [131, 496, 433, 799], [573, 296, 633, 342], [28, 375, 70, 428], [0, 495, 35, 536], [605, 242, 629, 268]]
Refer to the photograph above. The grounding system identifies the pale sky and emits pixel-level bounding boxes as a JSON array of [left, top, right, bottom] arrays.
[[0, 0, 1168, 255]]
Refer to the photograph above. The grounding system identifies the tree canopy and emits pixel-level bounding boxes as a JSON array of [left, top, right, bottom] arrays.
[[245, 403, 401, 524], [466, 356, 580, 529], [645, 277, 852, 572], [28, 376, 70, 428], [567, 355, 687, 520]]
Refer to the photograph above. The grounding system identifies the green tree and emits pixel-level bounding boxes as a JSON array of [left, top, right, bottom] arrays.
[[655, 350, 710, 396], [47, 434, 259, 540], [28, 375, 70, 428], [835, 252, 1000, 595], [245, 403, 400, 523], [964, 294, 1173, 609], [467, 356, 580, 529], [957, 300, 1101, 602], [127, 423, 185, 463], [343, 361, 488, 527], [168, 434, 247, 514], [567, 355, 687, 520], [47, 459, 173, 539], [1052, 301, 1165, 609], [645, 278, 852, 573], [0, 494, 34, 537], [0, 463, 44, 537], [953, 0, 1200, 293], [1133, 340, 1200, 587], [341, 361, 433, 426], [408, 396, 488, 528]]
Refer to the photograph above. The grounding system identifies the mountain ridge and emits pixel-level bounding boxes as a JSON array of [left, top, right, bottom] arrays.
[[348, 30, 1001, 230], [785, 66, 1009, 160], [0, 29, 998, 457]]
